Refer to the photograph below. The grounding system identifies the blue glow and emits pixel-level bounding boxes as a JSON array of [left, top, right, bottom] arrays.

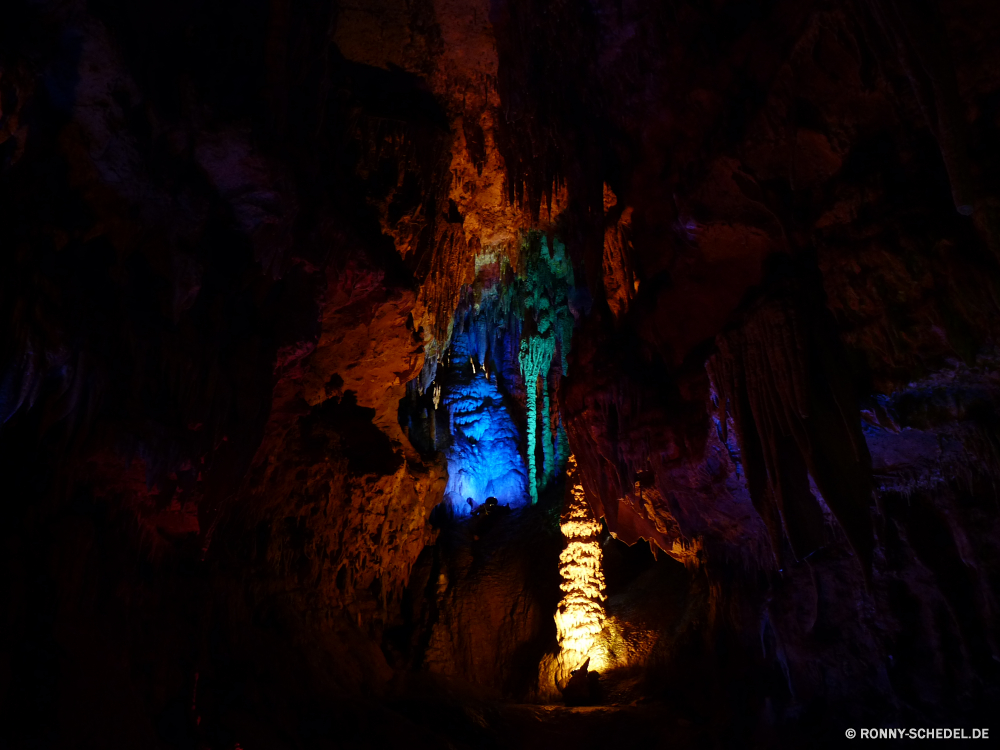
[[442, 323, 529, 516], [406, 233, 577, 516]]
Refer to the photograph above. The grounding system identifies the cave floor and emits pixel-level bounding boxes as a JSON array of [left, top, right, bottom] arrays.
[[492, 703, 700, 749], [385, 697, 712, 750]]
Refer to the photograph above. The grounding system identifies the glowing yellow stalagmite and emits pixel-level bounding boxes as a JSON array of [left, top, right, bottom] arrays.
[[554, 455, 607, 673]]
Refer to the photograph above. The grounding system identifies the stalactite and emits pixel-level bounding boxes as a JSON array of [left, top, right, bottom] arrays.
[[516, 233, 576, 501], [708, 287, 876, 583], [519, 335, 555, 504], [867, 0, 977, 216], [527, 372, 538, 503]]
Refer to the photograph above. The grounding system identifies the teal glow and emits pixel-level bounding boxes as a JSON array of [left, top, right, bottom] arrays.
[[517, 234, 575, 503], [519, 335, 555, 504], [405, 233, 576, 514]]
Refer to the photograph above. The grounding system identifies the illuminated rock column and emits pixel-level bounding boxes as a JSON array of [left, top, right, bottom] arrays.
[[524, 369, 539, 504], [554, 455, 607, 673], [519, 336, 554, 504]]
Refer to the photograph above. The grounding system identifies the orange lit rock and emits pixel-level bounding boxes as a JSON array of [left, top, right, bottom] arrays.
[[602, 184, 636, 323], [553, 457, 607, 672]]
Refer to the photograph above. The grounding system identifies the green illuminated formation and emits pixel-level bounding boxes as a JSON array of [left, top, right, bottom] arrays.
[[519, 336, 555, 504], [516, 234, 576, 503]]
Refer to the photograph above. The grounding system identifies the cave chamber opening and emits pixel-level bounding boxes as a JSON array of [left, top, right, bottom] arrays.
[[399, 232, 576, 517]]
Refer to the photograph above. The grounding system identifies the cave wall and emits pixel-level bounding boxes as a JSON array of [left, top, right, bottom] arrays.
[[523, 0, 1000, 735], [0, 0, 461, 745]]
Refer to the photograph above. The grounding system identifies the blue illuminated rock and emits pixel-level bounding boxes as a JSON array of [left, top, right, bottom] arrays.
[[441, 311, 530, 516]]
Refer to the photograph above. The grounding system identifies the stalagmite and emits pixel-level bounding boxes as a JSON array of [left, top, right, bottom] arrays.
[[554, 455, 607, 675]]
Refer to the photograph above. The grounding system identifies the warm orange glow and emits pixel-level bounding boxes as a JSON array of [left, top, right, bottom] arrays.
[[554, 455, 607, 673]]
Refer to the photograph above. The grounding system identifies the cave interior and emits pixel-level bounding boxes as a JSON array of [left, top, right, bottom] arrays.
[[2, 0, 1000, 748]]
